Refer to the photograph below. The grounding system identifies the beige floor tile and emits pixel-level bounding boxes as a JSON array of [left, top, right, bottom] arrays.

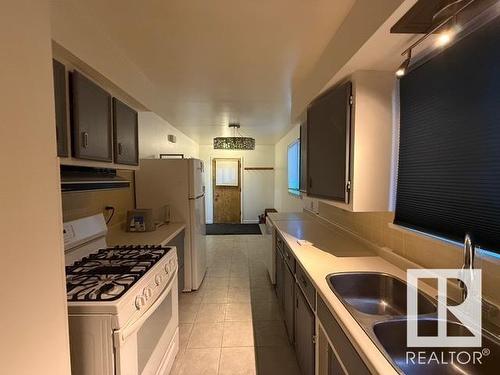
[[187, 323, 224, 348], [208, 256, 231, 266], [177, 235, 300, 374], [254, 320, 289, 347], [250, 267, 269, 279], [230, 269, 250, 278], [202, 287, 229, 304], [222, 321, 255, 347], [231, 257, 248, 265], [170, 351, 184, 375], [219, 347, 257, 375], [178, 324, 193, 354], [207, 267, 230, 278], [179, 291, 204, 305], [172, 348, 221, 375], [250, 277, 271, 289], [229, 277, 250, 289], [250, 287, 277, 303], [195, 303, 226, 323], [256, 346, 301, 375], [204, 277, 230, 288], [228, 287, 251, 303], [225, 303, 253, 321], [251, 301, 282, 321], [179, 303, 200, 323]]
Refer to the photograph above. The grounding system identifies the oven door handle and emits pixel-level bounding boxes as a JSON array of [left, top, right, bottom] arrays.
[[115, 269, 177, 343]]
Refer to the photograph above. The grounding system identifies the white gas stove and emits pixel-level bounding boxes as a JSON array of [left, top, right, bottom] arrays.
[[64, 214, 179, 375]]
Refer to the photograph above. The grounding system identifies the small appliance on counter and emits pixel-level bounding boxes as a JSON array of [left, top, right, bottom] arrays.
[[126, 205, 171, 232], [126, 208, 155, 232]]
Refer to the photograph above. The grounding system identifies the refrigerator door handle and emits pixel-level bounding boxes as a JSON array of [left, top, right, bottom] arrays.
[[189, 193, 205, 200]]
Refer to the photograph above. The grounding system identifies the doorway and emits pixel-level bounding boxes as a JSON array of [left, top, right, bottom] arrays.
[[212, 158, 241, 223]]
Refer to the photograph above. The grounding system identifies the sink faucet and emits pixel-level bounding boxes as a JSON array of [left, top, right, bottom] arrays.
[[459, 233, 475, 301]]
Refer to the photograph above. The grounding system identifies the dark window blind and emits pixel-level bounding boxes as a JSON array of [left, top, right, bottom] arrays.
[[395, 16, 500, 253]]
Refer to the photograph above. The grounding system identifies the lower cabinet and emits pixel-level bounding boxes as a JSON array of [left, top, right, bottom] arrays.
[[284, 263, 295, 343], [317, 297, 371, 375], [295, 287, 315, 375], [275, 245, 285, 308], [328, 347, 347, 375]]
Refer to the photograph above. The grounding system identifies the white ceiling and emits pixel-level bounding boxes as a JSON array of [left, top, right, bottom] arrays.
[[73, 0, 355, 144]]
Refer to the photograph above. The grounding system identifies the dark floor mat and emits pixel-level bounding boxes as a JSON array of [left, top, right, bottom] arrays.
[[206, 223, 262, 235]]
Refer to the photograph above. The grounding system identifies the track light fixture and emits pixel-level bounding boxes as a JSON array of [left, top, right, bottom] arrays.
[[395, 0, 474, 79], [396, 49, 412, 78]]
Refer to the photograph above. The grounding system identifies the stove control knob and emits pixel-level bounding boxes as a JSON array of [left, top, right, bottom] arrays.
[[170, 259, 175, 268], [155, 274, 163, 286], [164, 264, 170, 275], [143, 287, 153, 299], [135, 296, 146, 310]]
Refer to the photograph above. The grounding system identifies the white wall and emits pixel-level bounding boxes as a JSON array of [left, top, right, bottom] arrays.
[[139, 112, 199, 159], [0, 1, 71, 373], [199, 145, 275, 223], [274, 125, 304, 213]]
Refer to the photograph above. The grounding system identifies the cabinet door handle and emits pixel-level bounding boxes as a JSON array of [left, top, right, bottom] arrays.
[[309, 177, 312, 188], [82, 132, 89, 148], [118, 142, 123, 155]]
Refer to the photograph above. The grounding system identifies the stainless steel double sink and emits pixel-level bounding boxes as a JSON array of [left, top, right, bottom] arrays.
[[327, 272, 499, 374]]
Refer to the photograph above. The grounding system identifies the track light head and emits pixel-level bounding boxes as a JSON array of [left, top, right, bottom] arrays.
[[396, 50, 412, 78]]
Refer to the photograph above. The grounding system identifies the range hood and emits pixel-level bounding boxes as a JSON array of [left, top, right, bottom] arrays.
[[60, 165, 130, 192]]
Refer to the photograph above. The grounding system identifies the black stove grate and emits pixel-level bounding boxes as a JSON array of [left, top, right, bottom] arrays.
[[65, 245, 171, 302]]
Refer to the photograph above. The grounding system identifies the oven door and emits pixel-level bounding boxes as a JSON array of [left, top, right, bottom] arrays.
[[113, 270, 179, 375]]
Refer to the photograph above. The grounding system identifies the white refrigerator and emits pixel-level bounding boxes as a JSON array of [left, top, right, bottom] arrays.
[[135, 158, 207, 291]]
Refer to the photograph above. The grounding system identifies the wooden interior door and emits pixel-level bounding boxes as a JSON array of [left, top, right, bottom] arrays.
[[213, 158, 241, 223]]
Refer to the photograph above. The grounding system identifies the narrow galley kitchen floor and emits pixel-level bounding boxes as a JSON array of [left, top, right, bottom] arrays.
[[172, 233, 301, 375]]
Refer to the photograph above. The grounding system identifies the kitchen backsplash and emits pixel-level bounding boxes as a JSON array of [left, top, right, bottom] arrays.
[[61, 170, 135, 228], [317, 201, 500, 305]]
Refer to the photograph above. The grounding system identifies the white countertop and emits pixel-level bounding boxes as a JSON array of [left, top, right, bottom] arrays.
[[107, 222, 186, 246], [267, 212, 314, 222], [268, 213, 438, 375]]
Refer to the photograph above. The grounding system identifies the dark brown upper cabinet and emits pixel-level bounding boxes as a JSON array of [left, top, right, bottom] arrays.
[[307, 81, 352, 203], [52, 59, 68, 157], [70, 71, 112, 162], [112, 98, 139, 166], [305, 71, 394, 212], [299, 121, 308, 193]]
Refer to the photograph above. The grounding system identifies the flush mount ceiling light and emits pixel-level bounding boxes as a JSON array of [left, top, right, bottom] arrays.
[[213, 123, 255, 150]]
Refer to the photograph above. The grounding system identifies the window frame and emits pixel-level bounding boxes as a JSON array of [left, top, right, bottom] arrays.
[[287, 138, 301, 196]]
